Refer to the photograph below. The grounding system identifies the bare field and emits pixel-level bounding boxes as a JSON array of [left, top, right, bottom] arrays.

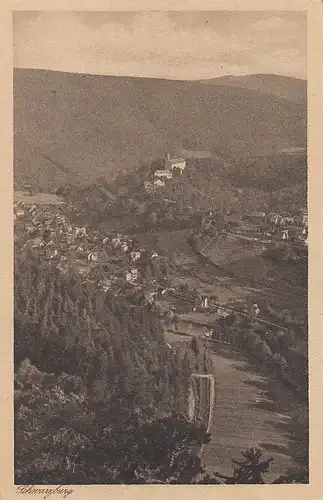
[[202, 343, 308, 481], [163, 327, 307, 481], [15, 191, 65, 206], [202, 233, 265, 267], [135, 229, 196, 259]]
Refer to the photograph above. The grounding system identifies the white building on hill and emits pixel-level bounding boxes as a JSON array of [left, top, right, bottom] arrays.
[[154, 178, 165, 187], [154, 169, 173, 180], [165, 153, 186, 174]]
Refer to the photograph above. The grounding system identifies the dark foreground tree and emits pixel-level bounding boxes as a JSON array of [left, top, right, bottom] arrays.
[[196, 447, 308, 484], [223, 447, 273, 484], [15, 360, 211, 484]]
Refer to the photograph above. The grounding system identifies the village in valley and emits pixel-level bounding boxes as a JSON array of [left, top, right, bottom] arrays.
[[14, 151, 308, 380], [14, 152, 308, 311], [14, 151, 308, 329], [13, 155, 310, 482], [14, 149, 309, 482]]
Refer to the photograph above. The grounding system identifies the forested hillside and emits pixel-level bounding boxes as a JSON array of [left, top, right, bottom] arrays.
[[14, 69, 306, 191], [14, 249, 208, 483], [220, 149, 307, 191], [59, 152, 306, 233], [200, 74, 307, 103]]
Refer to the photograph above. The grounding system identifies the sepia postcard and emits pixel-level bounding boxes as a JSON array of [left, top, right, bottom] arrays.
[[1, 0, 323, 499]]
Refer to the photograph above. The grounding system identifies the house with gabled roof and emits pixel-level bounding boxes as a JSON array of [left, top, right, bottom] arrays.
[[154, 178, 165, 187]]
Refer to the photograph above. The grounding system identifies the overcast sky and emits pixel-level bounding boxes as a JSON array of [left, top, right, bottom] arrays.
[[13, 11, 307, 80]]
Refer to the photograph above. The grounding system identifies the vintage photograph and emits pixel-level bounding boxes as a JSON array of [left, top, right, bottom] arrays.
[[13, 11, 308, 485]]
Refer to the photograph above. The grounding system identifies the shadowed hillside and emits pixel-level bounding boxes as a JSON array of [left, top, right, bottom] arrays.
[[200, 74, 307, 103], [14, 69, 306, 191], [218, 149, 307, 191]]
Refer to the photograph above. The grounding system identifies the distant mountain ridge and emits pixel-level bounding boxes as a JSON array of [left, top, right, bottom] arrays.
[[14, 68, 307, 191], [199, 74, 307, 103]]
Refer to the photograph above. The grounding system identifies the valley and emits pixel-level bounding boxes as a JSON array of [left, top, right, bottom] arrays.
[[14, 68, 308, 484]]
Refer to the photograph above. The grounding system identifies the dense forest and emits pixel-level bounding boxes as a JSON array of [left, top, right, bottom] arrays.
[[14, 249, 309, 484], [14, 247, 211, 483]]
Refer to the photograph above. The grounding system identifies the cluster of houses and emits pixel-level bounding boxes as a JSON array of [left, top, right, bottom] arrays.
[[15, 195, 222, 327], [196, 206, 308, 260], [245, 209, 307, 227], [14, 199, 169, 297], [214, 208, 309, 245], [144, 153, 187, 192], [14, 176, 308, 343], [246, 209, 308, 244]]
